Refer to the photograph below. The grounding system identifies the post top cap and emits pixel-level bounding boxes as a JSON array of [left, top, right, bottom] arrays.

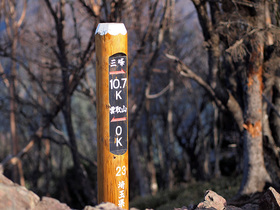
[[95, 23, 127, 36]]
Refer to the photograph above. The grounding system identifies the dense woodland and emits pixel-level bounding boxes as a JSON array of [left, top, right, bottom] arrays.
[[0, 0, 280, 208]]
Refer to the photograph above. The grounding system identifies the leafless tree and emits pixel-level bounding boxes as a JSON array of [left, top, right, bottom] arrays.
[[165, 0, 280, 195], [2, 0, 280, 208]]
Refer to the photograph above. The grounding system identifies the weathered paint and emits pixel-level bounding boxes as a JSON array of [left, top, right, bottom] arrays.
[[243, 120, 262, 138]]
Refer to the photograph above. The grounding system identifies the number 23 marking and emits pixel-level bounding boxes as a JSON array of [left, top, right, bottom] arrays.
[[116, 166, 126, 176]]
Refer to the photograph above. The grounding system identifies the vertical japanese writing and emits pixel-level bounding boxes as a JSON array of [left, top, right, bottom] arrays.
[[109, 54, 128, 155], [110, 54, 128, 208], [116, 166, 126, 208]]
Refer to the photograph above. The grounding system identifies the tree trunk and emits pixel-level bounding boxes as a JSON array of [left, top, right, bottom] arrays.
[[10, 38, 20, 184], [166, 0, 176, 188], [239, 36, 271, 195], [6, 0, 25, 186], [270, 76, 280, 146], [145, 94, 158, 195], [167, 78, 175, 189], [129, 136, 149, 197], [62, 90, 96, 205], [196, 102, 210, 180], [213, 107, 221, 178], [48, 0, 96, 204]]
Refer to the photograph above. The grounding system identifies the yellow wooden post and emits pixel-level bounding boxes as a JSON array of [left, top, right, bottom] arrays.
[[95, 23, 129, 209]]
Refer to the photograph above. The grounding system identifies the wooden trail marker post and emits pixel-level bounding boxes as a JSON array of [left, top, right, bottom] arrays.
[[95, 23, 129, 209]]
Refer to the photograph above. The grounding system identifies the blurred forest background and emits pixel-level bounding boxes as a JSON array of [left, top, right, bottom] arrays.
[[1, 0, 280, 209]]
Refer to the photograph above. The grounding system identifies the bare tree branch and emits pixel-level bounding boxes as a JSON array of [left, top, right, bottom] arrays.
[[146, 82, 170, 99], [17, 0, 27, 27], [165, 53, 225, 109], [78, 0, 98, 18], [165, 53, 244, 132], [263, 93, 280, 118]]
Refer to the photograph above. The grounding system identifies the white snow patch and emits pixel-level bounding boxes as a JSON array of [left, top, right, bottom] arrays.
[[95, 23, 127, 36]]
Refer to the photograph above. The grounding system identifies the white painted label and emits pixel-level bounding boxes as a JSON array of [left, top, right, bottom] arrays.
[[95, 23, 127, 36]]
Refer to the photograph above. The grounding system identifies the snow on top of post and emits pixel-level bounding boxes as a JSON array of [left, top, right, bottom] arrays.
[[95, 23, 127, 36]]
